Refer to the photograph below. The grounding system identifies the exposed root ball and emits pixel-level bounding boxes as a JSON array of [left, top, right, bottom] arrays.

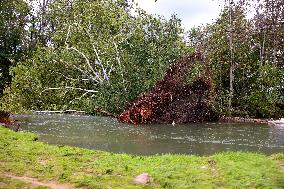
[[0, 111, 12, 125], [118, 53, 218, 125]]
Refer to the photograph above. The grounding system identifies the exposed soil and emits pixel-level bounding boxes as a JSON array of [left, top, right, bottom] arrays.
[[118, 52, 218, 125], [0, 111, 19, 131], [0, 111, 12, 125], [2, 174, 74, 189], [278, 160, 284, 171]]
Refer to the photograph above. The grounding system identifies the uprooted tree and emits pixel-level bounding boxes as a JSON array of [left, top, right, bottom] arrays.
[[118, 52, 219, 124]]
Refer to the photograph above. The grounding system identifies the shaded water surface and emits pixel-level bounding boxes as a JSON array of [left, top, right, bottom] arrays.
[[15, 114, 284, 155]]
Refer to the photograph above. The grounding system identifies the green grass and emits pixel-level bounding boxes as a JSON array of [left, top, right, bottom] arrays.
[[0, 127, 283, 189]]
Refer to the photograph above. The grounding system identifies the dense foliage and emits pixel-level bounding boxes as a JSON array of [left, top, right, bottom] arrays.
[[1, 0, 190, 114], [0, 0, 29, 95], [0, 0, 283, 118], [187, 0, 284, 118]]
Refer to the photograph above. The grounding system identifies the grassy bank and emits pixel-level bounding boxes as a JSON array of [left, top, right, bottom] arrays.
[[0, 127, 283, 189]]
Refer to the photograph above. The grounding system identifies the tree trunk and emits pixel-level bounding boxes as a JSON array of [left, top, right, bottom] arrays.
[[228, 0, 234, 115]]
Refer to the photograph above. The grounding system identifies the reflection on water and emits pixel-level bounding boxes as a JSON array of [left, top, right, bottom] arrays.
[[15, 114, 284, 155]]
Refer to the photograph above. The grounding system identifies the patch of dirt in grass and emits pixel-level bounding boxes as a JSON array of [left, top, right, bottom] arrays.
[[3, 173, 74, 189], [277, 160, 284, 171]]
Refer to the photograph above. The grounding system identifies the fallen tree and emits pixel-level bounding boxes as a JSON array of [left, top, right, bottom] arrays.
[[0, 111, 12, 125], [0, 111, 19, 131], [118, 52, 219, 124]]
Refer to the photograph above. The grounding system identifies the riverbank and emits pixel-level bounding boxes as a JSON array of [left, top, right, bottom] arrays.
[[220, 116, 284, 127], [0, 127, 283, 188], [219, 116, 269, 124], [2, 109, 281, 126]]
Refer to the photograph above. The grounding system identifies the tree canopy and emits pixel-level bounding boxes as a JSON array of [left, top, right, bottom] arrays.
[[1, 0, 283, 118], [0, 0, 29, 95]]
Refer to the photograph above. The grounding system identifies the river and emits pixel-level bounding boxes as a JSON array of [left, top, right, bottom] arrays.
[[14, 114, 284, 155]]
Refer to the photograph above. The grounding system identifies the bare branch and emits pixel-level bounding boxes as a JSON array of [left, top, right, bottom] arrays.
[[64, 23, 113, 84], [41, 87, 98, 94], [84, 27, 102, 65], [70, 64, 92, 77], [55, 71, 90, 81], [66, 47, 97, 77], [113, 40, 127, 91], [65, 23, 71, 46], [83, 26, 112, 82], [58, 59, 103, 83], [62, 91, 90, 109]]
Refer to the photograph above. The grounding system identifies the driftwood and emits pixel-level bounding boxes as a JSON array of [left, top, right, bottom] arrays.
[[118, 53, 218, 125], [34, 110, 86, 115]]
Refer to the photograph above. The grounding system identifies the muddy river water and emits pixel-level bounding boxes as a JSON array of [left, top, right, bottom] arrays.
[[15, 114, 284, 155]]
